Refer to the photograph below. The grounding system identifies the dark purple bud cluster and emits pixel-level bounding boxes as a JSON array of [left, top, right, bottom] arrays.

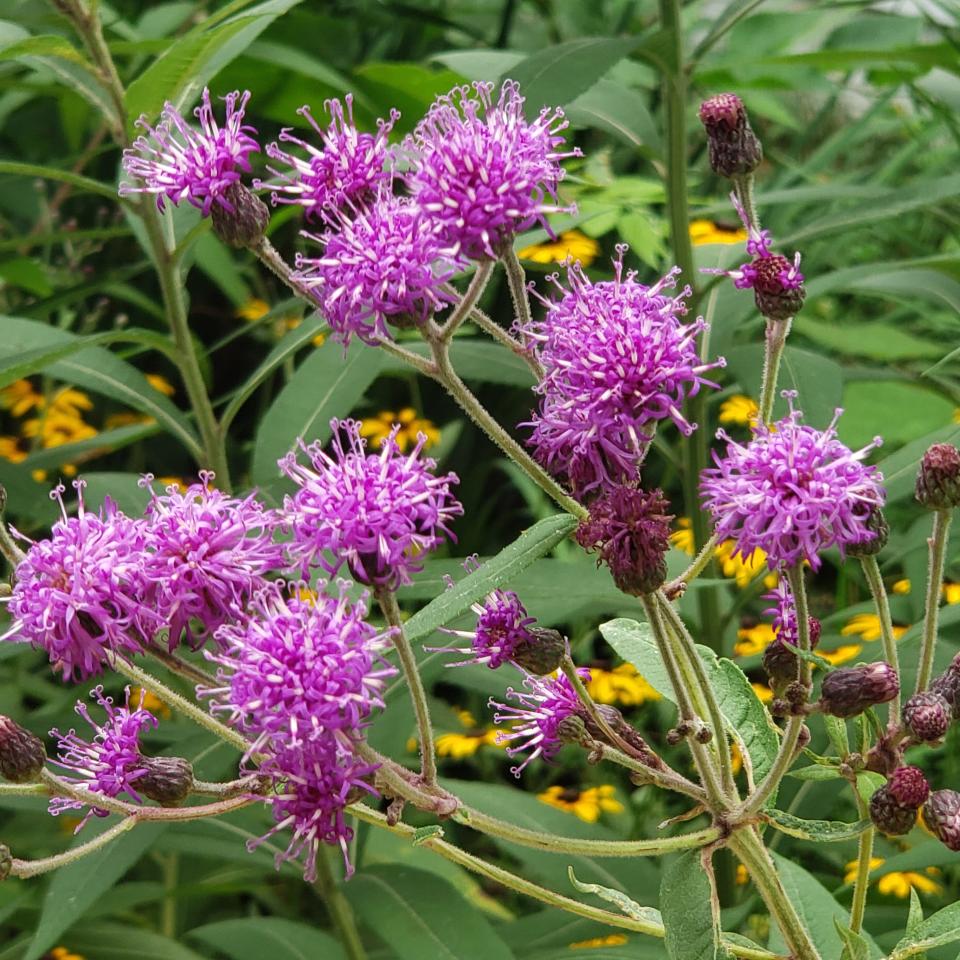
[[924, 789, 960, 851], [903, 690, 951, 743], [818, 662, 899, 719], [870, 766, 929, 836], [916, 443, 960, 510], [0, 716, 46, 784], [698, 93, 763, 179]]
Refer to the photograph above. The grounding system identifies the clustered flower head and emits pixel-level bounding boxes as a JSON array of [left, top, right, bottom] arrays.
[[295, 190, 463, 346], [3, 481, 155, 681], [870, 766, 930, 837], [257, 95, 399, 217], [279, 418, 462, 588], [700, 394, 885, 570], [404, 80, 580, 260], [139, 472, 284, 650], [490, 670, 588, 777], [120, 89, 259, 215], [523, 248, 725, 495], [576, 485, 673, 596], [760, 580, 821, 693], [49, 686, 158, 828]]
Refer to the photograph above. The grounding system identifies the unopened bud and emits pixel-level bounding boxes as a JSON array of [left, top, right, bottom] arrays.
[[137, 755, 193, 806], [846, 508, 889, 558], [916, 443, 960, 510], [556, 714, 589, 745], [903, 690, 951, 742], [211, 182, 269, 249], [752, 255, 806, 321], [818, 662, 899, 719], [0, 716, 46, 783], [886, 766, 930, 808], [869, 786, 918, 837], [931, 667, 960, 720], [763, 639, 798, 694], [512, 627, 565, 676], [924, 789, 960, 851], [698, 93, 763, 179]]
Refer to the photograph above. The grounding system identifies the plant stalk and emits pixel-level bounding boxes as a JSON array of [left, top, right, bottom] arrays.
[[314, 846, 368, 960], [915, 509, 952, 694], [758, 317, 792, 426], [860, 555, 901, 723]]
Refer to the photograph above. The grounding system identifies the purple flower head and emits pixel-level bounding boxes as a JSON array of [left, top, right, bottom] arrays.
[[120, 89, 259, 216], [279, 418, 463, 588], [705, 192, 805, 321], [49, 685, 158, 828], [256, 95, 398, 217], [490, 669, 587, 776], [295, 189, 462, 346], [203, 582, 394, 757], [522, 248, 725, 495], [404, 80, 580, 260], [3, 480, 154, 681], [700, 394, 885, 571], [249, 734, 378, 880], [139, 472, 284, 651]]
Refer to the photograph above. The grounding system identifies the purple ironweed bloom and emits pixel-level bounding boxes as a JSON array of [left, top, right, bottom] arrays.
[[203, 583, 394, 757], [523, 248, 725, 495], [256, 95, 398, 217], [49, 686, 157, 828], [249, 733, 378, 880], [279, 418, 462, 588], [295, 189, 462, 346], [700, 394, 884, 571], [404, 80, 580, 260], [3, 481, 155, 681], [139, 472, 284, 651], [705, 192, 804, 320], [490, 669, 588, 776], [120, 89, 259, 216]]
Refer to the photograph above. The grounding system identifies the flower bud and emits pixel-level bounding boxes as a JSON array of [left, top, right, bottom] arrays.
[[903, 690, 951, 742], [137, 755, 193, 806], [915, 443, 960, 510], [0, 716, 46, 783], [512, 627, 565, 676], [763, 639, 799, 694], [869, 785, 918, 836], [752, 254, 806, 321], [924, 789, 960, 851], [575, 486, 672, 597], [818, 662, 899, 719], [556, 714, 589, 745], [698, 93, 763, 179], [846, 507, 889, 558], [0, 844, 9, 880], [886, 766, 930, 808], [211, 182, 269, 249], [931, 667, 960, 720]]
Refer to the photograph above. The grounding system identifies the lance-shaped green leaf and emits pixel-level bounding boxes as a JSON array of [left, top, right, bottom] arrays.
[[836, 920, 870, 960], [890, 902, 960, 958], [568, 867, 662, 925], [660, 849, 725, 960], [763, 809, 871, 843]]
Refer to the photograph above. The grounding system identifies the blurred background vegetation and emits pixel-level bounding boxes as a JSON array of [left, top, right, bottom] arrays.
[[0, 1, 959, 958]]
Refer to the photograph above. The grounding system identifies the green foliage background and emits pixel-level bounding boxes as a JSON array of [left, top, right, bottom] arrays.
[[0, 1, 959, 958]]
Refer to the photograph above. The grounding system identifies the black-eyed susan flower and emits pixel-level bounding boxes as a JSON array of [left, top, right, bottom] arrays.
[[841, 613, 908, 644], [359, 408, 440, 452], [670, 516, 695, 556], [537, 784, 623, 822], [843, 857, 943, 897], [718, 394, 759, 426], [569, 933, 629, 949], [586, 663, 660, 706], [518, 229, 600, 267]]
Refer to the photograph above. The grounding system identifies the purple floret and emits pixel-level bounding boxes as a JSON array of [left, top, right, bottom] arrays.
[[404, 80, 579, 260], [700, 393, 884, 570], [49, 685, 158, 828], [139, 472, 283, 650], [203, 583, 394, 757], [279, 418, 462, 588], [256, 95, 398, 217], [490, 670, 587, 776], [3, 481, 154, 681], [522, 248, 724, 495], [120, 89, 259, 215]]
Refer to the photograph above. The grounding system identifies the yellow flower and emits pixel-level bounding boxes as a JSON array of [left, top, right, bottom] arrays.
[[718, 394, 759, 426], [818, 644, 863, 666], [145, 373, 176, 396], [751, 682, 773, 703], [670, 517, 695, 556], [129, 686, 171, 720], [689, 220, 748, 246], [893, 579, 911, 595], [715, 539, 773, 589], [436, 729, 501, 759], [735, 863, 749, 885], [0, 379, 44, 416], [586, 663, 661, 706], [843, 857, 942, 898], [518, 230, 599, 267], [841, 613, 907, 643], [48, 948, 86, 960], [730, 742, 743, 775], [104, 411, 155, 430], [569, 933, 629, 950], [238, 298, 270, 321], [359, 408, 440, 452], [537, 784, 623, 822], [734, 623, 775, 657], [0, 436, 27, 463], [944, 581, 960, 605]]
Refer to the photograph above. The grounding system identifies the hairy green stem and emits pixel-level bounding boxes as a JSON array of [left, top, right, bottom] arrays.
[[145, 641, 216, 686], [916, 509, 952, 694], [499, 246, 533, 338], [860, 555, 901, 723], [455, 297, 543, 378], [757, 317, 793, 425], [314, 846, 368, 960], [10, 817, 138, 879], [729, 827, 821, 960], [376, 587, 437, 786], [665, 531, 720, 596], [441, 261, 494, 343], [848, 803, 874, 934]]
